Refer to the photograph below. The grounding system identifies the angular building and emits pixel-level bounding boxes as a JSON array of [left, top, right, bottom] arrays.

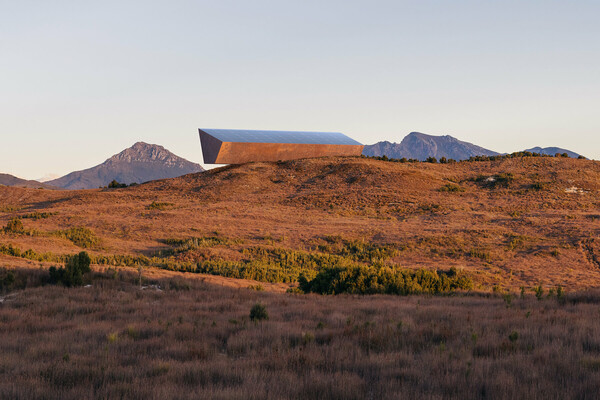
[[198, 129, 364, 164]]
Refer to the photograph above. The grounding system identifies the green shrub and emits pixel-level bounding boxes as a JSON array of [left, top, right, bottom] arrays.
[[300, 265, 473, 295], [108, 180, 128, 188], [439, 183, 465, 193], [0, 268, 16, 291], [534, 285, 544, 301], [49, 251, 92, 287], [21, 211, 58, 220], [4, 218, 24, 233], [147, 201, 174, 210], [54, 227, 100, 248], [250, 303, 269, 321], [508, 331, 519, 343], [476, 173, 514, 189]]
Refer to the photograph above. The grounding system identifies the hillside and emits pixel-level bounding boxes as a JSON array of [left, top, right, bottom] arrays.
[[0, 173, 56, 189], [47, 142, 204, 189], [1, 155, 600, 291], [363, 132, 499, 160]]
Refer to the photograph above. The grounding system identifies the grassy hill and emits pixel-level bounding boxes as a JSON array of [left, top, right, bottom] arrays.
[[1, 155, 599, 291]]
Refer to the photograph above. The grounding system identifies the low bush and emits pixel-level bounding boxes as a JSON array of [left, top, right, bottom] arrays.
[[49, 251, 92, 287], [3, 218, 24, 233], [299, 265, 473, 295], [108, 180, 128, 189], [53, 227, 100, 248], [20, 211, 58, 220], [439, 183, 465, 193], [147, 201, 174, 210], [250, 303, 269, 321]]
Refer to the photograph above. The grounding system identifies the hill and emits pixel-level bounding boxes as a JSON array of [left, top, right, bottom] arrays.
[[363, 132, 499, 160], [524, 146, 582, 158], [0, 173, 56, 189], [1, 155, 600, 291], [47, 142, 204, 189]]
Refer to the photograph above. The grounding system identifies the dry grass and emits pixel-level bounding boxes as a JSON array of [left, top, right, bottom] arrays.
[[1, 271, 600, 399], [1, 156, 599, 290], [1, 155, 600, 398]]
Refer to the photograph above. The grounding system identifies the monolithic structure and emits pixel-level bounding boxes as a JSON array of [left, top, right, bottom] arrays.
[[198, 129, 364, 164]]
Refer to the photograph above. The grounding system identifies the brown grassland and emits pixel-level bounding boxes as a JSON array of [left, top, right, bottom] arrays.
[[1, 155, 600, 398]]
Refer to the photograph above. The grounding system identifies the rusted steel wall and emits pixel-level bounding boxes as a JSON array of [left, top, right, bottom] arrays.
[[209, 142, 364, 164]]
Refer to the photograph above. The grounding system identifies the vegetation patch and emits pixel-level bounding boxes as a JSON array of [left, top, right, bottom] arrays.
[[53, 227, 101, 249], [0, 205, 22, 213], [313, 235, 399, 262], [438, 183, 465, 193], [3, 218, 25, 234], [475, 173, 515, 189], [147, 201, 174, 210], [20, 211, 58, 220], [299, 265, 473, 295], [49, 251, 92, 287], [158, 236, 242, 256]]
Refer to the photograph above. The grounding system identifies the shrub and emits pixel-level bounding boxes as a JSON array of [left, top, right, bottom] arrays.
[[300, 265, 473, 295], [508, 331, 519, 343], [535, 285, 544, 301], [250, 303, 269, 321], [49, 251, 92, 287], [21, 211, 58, 220], [54, 227, 100, 248], [0, 268, 16, 291], [108, 180, 128, 189], [4, 218, 24, 233], [476, 173, 514, 189], [439, 183, 465, 193], [147, 201, 174, 210], [248, 284, 265, 291]]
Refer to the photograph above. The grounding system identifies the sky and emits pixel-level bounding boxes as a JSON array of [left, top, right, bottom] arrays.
[[1, 0, 599, 179]]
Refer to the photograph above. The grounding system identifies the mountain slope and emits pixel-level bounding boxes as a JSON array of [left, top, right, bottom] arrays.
[[48, 142, 204, 189], [363, 132, 499, 160], [0, 173, 57, 189], [524, 147, 582, 158]]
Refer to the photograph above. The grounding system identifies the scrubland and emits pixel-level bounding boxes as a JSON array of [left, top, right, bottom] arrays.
[[1, 155, 600, 398], [2, 269, 600, 399]]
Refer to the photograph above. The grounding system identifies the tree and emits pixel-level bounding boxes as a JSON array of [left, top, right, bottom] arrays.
[[49, 251, 92, 287], [108, 180, 127, 188]]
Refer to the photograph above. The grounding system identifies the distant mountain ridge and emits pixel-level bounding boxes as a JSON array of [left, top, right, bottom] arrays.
[[0, 174, 57, 189], [363, 132, 499, 161], [48, 142, 204, 190], [363, 132, 583, 161], [523, 147, 581, 159]]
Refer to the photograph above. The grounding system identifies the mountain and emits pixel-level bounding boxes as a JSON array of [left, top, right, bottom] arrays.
[[47, 142, 205, 190], [523, 147, 582, 159], [36, 173, 61, 182], [0, 173, 57, 189], [363, 132, 499, 161]]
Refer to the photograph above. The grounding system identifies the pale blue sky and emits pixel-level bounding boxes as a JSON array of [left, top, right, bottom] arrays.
[[1, 0, 598, 179]]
